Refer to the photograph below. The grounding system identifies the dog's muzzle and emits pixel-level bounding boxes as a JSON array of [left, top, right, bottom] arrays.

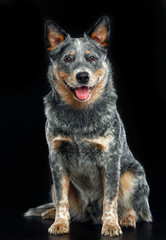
[[63, 80, 95, 102]]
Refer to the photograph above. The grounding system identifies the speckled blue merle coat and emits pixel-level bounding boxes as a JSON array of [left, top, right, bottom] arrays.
[[28, 17, 152, 237]]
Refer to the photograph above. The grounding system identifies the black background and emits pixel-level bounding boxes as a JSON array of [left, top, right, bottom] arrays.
[[0, 0, 166, 212]]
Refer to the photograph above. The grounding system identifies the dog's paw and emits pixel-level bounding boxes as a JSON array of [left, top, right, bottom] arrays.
[[120, 215, 136, 228], [101, 223, 122, 237], [48, 222, 69, 235], [42, 208, 56, 220]]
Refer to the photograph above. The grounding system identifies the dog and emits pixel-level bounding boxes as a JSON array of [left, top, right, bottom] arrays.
[[25, 16, 152, 237]]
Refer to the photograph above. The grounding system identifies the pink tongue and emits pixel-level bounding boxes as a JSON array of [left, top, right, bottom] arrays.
[[75, 87, 90, 100]]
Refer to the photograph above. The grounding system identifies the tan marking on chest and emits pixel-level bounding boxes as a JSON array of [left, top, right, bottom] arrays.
[[52, 136, 73, 151], [82, 134, 113, 152]]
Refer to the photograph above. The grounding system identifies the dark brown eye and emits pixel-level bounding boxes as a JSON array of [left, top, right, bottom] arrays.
[[89, 56, 96, 61], [64, 56, 72, 63]]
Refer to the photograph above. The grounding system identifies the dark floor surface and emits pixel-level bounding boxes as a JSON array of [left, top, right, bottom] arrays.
[[0, 209, 165, 240]]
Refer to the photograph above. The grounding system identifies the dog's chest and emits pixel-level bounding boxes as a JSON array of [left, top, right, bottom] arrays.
[[67, 138, 104, 198], [51, 135, 112, 188], [51, 134, 113, 167]]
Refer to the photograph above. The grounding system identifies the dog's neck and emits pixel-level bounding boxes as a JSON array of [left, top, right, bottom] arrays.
[[44, 81, 117, 139]]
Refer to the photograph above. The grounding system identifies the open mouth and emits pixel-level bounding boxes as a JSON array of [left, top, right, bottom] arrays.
[[63, 80, 95, 101]]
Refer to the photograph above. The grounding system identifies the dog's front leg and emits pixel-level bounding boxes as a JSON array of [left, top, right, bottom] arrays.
[[101, 158, 122, 237], [48, 161, 70, 235]]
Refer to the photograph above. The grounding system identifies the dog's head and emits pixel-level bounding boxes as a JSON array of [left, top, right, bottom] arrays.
[[45, 17, 111, 109]]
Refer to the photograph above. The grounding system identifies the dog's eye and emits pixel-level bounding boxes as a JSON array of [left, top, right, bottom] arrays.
[[89, 56, 96, 61], [64, 56, 72, 63]]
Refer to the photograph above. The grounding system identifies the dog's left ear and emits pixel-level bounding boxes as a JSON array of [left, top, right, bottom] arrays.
[[87, 16, 110, 48]]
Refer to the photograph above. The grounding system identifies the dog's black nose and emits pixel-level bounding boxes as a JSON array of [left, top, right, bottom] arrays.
[[76, 72, 89, 84]]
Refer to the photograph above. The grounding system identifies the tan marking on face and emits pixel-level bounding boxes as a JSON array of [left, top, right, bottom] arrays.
[[70, 51, 75, 55], [58, 71, 69, 80], [55, 77, 105, 109], [95, 68, 105, 78], [53, 64, 106, 109], [82, 134, 113, 152], [53, 65, 76, 86], [85, 50, 90, 55]]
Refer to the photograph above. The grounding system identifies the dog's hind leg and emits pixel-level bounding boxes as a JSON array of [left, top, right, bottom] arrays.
[[118, 170, 138, 228], [118, 167, 152, 229]]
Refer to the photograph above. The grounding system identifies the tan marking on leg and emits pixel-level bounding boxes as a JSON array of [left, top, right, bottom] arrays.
[[119, 171, 134, 192], [48, 175, 70, 235], [118, 171, 138, 228], [118, 171, 136, 213], [101, 174, 122, 237]]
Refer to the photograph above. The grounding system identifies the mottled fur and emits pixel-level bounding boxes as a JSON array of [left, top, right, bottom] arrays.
[[25, 17, 152, 237]]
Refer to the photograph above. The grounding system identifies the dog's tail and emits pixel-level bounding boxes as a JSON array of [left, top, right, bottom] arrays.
[[133, 182, 152, 222], [137, 198, 152, 222], [24, 203, 54, 217]]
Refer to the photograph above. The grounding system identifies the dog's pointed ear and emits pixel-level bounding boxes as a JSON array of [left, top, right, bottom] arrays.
[[45, 20, 68, 50], [87, 16, 110, 48]]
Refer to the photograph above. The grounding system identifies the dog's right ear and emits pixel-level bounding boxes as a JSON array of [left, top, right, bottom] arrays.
[[45, 20, 67, 51]]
